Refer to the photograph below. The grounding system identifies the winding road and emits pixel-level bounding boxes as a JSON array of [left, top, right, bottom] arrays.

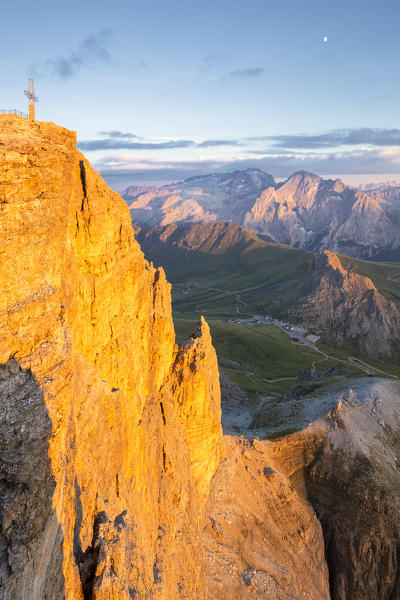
[[180, 280, 248, 313]]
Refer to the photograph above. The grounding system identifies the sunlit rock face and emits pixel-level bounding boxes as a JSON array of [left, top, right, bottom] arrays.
[[202, 435, 331, 600], [0, 115, 222, 599]]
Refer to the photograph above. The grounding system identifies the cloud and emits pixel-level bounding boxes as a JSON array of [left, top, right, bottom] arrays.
[[265, 128, 400, 149], [32, 30, 112, 79], [78, 138, 195, 151], [223, 148, 400, 177], [95, 154, 236, 187], [79, 126, 400, 189], [225, 68, 266, 79], [78, 134, 240, 151], [80, 127, 400, 154], [367, 95, 389, 104], [199, 54, 230, 73], [197, 139, 239, 148], [98, 130, 140, 139]]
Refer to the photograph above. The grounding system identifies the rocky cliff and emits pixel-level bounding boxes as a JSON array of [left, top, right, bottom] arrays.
[[243, 171, 400, 259], [290, 251, 400, 361], [0, 115, 222, 599], [242, 378, 400, 600], [3, 116, 400, 600]]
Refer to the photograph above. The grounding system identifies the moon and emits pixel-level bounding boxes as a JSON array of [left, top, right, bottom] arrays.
[[323, 36, 328, 42]]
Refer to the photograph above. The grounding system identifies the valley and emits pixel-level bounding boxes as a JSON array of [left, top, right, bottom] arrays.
[[138, 222, 400, 409]]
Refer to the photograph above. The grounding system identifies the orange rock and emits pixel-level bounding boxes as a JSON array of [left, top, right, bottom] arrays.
[[0, 115, 222, 599]]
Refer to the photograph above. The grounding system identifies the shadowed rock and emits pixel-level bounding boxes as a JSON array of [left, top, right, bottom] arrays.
[[0, 358, 64, 600]]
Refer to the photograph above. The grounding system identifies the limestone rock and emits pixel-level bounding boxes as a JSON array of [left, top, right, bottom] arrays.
[[0, 115, 222, 599], [171, 317, 222, 502], [128, 169, 276, 230], [203, 435, 330, 599], [203, 378, 400, 599], [305, 380, 400, 599]]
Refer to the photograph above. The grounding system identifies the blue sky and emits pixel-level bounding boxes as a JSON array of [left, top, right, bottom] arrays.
[[2, 0, 400, 189]]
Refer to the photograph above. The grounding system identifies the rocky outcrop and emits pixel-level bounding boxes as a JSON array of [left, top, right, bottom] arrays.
[[0, 115, 222, 599], [0, 358, 64, 600], [203, 435, 331, 599], [290, 251, 400, 360], [204, 378, 400, 600], [305, 381, 400, 599], [169, 317, 222, 501]]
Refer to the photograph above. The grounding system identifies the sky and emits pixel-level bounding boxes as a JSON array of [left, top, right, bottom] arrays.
[[1, 0, 400, 190]]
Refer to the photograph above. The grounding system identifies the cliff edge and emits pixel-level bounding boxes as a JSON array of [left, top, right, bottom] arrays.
[[0, 115, 222, 599]]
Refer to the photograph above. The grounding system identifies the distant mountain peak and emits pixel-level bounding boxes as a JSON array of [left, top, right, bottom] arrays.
[[126, 167, 400, 261], [290, 170, 320, 180], [182, 167, 274, 185]]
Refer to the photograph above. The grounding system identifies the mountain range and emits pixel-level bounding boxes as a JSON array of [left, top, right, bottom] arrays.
[[126, 168, 400, 261]]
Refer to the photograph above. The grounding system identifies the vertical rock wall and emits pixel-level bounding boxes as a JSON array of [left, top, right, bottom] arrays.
[[0, 116, 222, 599]]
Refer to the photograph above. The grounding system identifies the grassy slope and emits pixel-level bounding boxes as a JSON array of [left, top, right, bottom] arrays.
[[142, 228, 400, 318], [145, 236, 314, 319]]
